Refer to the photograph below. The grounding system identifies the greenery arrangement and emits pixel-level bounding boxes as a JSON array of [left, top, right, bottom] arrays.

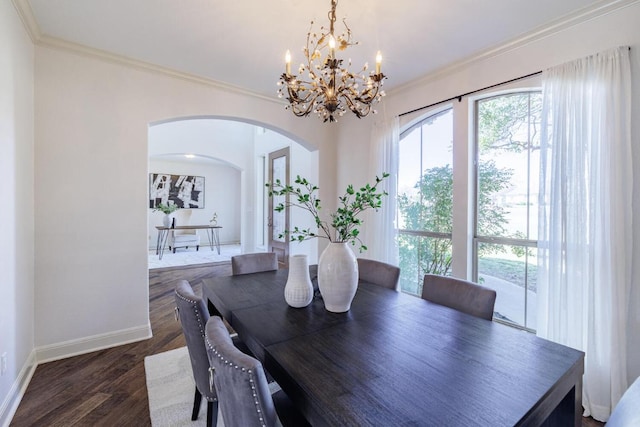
[[153, 202, 179, 215], [266, 173, 389, 252]]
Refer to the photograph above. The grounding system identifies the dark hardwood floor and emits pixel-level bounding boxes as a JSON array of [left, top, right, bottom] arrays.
[[10, 260, 604, 426], [10, 262, 231, 427]]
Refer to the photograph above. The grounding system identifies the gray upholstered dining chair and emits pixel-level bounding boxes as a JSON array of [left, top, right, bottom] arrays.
[[205, 316, 310, 427], [421, 274, 496, 321], [607, 376, 640, 426], [174, 280, 219, 426], [231, 252, 278, 275], [357, 258, 400, 291]]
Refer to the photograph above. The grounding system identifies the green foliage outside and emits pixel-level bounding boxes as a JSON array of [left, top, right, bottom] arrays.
[[397, 162, 513, 294], [397, 92, 541, 295], [478, 93, 541, 152], [478, 257, 537, 292]]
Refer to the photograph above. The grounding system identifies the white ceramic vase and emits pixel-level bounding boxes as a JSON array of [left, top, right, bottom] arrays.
[[318, 242, 358, 313], [162, 213, 171, 228], [284, 254, 314, 308]]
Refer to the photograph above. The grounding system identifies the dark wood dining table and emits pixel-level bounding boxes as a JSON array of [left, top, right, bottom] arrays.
[[202, 267, 584, 426]]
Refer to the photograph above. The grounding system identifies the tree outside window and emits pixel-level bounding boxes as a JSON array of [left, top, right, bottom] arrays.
[[475, 92, 541, 330], [397, 91, 542, 331]]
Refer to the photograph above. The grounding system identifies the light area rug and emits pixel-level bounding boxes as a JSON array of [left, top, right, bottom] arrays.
[[148, 244, 241, 269], [145, 346, 281, 427], [145, 346, 216, 426]]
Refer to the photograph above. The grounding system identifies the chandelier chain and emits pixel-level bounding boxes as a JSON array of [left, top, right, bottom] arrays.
[[328, 0, 337, 35]]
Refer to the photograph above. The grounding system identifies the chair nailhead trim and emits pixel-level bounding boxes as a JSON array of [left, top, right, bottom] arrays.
[[175, 291, 207, 339], [205, 335, 267, 426], [175, 287, 216, 401]]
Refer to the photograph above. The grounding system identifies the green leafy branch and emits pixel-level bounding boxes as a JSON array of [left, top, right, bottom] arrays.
[[153, 202, 179, 214], [266, 173, 389, 252]]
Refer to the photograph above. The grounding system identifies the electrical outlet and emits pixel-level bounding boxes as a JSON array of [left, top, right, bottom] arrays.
[[0, 353, 6, 376]]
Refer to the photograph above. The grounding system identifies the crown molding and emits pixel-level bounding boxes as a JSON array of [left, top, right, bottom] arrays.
[[37, 35, 283, 104], [13, 0, 639, 102], [391, 0, 640, 96], [11, 0, 283, 105], [11, 0, 40, 42]]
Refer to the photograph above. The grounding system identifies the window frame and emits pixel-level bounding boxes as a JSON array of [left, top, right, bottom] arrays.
[[472, 89, 542, 332], [396, 77, 543, 330], [396, 106, 454, 294]]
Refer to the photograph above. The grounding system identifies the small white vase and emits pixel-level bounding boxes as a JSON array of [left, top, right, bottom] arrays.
[[284, 255, 314, 308], [162, 214, 171, 228], [318, 242, 358, 313]]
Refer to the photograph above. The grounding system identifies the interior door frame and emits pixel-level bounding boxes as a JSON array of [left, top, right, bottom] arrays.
[[268, 147, 290, 267]]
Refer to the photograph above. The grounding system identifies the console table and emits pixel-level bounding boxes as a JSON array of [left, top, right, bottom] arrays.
[[155, 225, 221, 260]]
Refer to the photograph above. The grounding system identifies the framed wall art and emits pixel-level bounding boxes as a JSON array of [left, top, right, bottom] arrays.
[[149, 173, 205, 209]]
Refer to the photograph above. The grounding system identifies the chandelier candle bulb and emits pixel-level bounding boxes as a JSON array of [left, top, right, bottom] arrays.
[[329, 35, 336, 57], [285, 50, 291, 75], [376, 51, 382, 74]]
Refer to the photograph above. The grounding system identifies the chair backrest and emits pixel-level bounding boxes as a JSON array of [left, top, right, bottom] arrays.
[[357, 258, 400, 291], [421, 274, 496, 321], [205, 316, 278, 427], [231, 253, 278, 275], [607, 377, 640, 427], [173, 209, 196, 235], [174, 280, 216, 401]]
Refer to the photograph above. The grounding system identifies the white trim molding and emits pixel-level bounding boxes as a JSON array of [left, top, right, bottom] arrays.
[[10, 0, 40, 42], [11, 0, 283, 105], [392, 0, 640, 96], [35, 323, 153, 364], [0, 323, 152, 425], [0, 350, 37, 427]]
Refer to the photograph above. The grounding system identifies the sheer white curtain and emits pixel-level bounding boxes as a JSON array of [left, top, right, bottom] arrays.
[[537, 46, 632, 421], [364, 113, 399, 265]]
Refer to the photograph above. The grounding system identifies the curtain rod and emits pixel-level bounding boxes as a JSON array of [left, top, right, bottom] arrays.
[[399, 46, 631, 118], [399, 70, 542, 117]]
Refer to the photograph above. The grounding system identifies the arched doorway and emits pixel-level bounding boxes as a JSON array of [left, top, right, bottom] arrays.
[[147, 116, 318, 269]]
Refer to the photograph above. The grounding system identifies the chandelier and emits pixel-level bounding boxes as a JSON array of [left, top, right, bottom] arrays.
[[277, 0, 386, 123]]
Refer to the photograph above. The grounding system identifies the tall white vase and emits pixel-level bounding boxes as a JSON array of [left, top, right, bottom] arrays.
[[318, 242, 358, 313], [284, 254, 314, 308]]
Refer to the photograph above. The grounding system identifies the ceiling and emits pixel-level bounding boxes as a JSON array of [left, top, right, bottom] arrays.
[[20, 0, 627, 98]]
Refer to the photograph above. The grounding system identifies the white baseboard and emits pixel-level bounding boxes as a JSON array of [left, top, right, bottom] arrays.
[[0, 349, 37, 427], [0, 324, 152, 426], [36, 323, 152, 364]]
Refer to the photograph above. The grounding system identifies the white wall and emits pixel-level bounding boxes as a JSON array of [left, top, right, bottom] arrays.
[[0, 2, 35, 424], [149, 119, 255, 250], [335, 3, 640, 382], [147, 159, 241, 247], [32, 43, 331, 363]]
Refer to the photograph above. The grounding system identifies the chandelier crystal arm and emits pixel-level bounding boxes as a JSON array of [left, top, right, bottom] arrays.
[[277, 0, 386, 123]]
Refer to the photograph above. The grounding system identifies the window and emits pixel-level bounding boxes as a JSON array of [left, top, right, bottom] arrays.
[[474, 92, 541, 330], [397, 109, 453, 295], [396, 83, 543, 331]]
